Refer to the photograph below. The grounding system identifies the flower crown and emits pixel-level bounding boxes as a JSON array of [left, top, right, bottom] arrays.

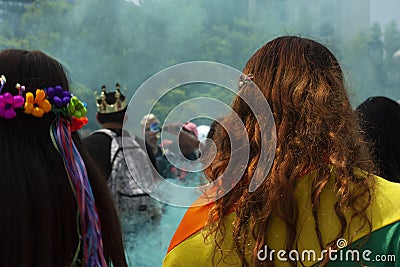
[[1, 74, 105, 264], [0, 74, 88, 131]]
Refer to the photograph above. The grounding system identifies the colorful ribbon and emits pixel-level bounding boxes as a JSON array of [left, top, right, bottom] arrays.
[[51, 116, 107, 266]]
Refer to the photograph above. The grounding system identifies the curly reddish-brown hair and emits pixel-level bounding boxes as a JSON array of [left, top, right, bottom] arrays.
[[203, 36, 375, 266]]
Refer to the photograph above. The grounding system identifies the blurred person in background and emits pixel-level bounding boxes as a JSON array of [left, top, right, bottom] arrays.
[[141, 114, 200, 178], [181, 121, 200, 159], [84, 84, 162, 239], [356, 96, 400, 183], [141, 113, 177, 178]]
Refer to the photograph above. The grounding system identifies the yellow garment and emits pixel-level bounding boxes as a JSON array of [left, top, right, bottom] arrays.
[[163, 171, 400, 266]]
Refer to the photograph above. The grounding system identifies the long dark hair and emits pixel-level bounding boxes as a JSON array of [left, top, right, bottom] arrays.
[[356, 96, 400, 183], [205, 36, 375, 266], [0, 49, 127, 266]]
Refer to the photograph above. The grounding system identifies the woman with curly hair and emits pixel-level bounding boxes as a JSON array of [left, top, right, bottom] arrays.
[[163, 36, 400, 266]]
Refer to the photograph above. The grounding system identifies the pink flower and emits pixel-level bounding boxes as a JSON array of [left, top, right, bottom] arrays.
[[0, 93, 25, 119]]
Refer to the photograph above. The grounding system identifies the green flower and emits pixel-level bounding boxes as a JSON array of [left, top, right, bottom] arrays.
[[68, 96, 87, 118]]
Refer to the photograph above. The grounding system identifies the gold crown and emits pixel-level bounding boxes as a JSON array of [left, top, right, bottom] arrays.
[[96, 83, 127, 114]]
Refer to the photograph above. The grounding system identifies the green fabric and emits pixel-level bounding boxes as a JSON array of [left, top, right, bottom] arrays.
[[320, 221, 400, 266]]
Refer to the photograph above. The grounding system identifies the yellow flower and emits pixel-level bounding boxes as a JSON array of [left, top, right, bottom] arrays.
[[24, 89, 52, 117]]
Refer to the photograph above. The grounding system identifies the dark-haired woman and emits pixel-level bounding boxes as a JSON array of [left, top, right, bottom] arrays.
[[0, 49, 127, 266]]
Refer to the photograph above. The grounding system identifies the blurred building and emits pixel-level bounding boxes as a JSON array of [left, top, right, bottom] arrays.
[[0, 1, 31, 24], [249, 0, 370, 40]]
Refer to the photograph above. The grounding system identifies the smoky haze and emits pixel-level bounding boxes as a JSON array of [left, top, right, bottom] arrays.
[[0, 0, 399, 133], [1, 1, 400, 266]]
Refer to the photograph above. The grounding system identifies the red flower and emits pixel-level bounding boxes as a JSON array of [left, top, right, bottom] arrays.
[[70, 116, 88, 132]]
